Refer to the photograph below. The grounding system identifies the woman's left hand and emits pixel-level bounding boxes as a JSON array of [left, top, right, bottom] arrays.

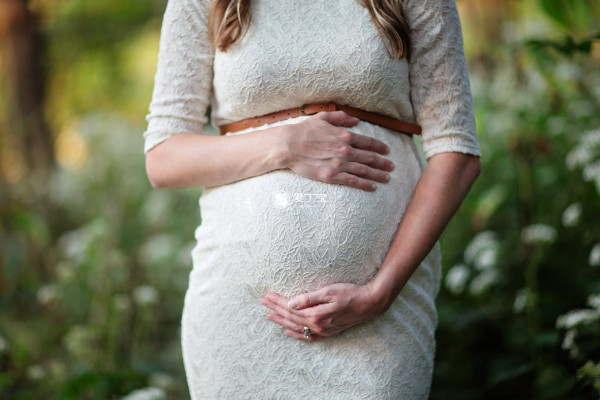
[[261, 283, 386, 341]]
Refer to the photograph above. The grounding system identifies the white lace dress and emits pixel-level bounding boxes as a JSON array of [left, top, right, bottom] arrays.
[[143, 0, 481, 398]]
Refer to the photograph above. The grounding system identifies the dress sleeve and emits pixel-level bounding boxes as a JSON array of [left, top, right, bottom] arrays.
[[404, 0, 481, 161], [143, 0, 214, 154]]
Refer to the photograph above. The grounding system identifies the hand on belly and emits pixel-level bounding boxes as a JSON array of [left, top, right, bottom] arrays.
[[261, 282, 385, 341]]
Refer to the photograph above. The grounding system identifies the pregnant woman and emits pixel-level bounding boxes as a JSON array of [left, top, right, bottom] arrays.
[[143, 0, 481, 398]]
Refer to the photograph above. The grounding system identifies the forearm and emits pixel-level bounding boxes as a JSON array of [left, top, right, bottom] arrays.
[[145, 129, 288, 189], [367, 152, 481, 310]]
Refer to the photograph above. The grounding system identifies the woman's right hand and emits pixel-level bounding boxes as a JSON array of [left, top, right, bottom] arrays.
[[277, 111, 395, 191]]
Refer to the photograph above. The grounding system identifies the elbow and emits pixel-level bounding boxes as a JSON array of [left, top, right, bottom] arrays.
[[146, 159, 165, 189], [145, 149, 170, 189], [465, 155, 482, 186]]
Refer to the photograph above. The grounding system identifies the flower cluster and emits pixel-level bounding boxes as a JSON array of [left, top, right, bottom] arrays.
[[566, 128, 600, 195], [445, 230, 502, 296], [121, 387, 166, 400], [556, 293, 600, 359]]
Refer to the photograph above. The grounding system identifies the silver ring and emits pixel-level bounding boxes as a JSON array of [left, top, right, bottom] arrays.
[[303, 326, 312, 339]]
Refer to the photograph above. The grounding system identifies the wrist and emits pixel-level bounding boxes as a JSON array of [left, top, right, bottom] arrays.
[[365, 271, 402, 313], [263, 125, 293, 170], [363, 281, 391, 315]]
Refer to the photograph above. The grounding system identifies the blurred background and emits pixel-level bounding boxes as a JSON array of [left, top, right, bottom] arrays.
[[0, 0, 599, 399]]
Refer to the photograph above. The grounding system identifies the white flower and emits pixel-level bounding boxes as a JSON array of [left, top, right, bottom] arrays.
[[561, 329, 579, 359], [138, 234, 179, 265], [566, 129, 600, 195], [464, 230, 500, 272], [521, 224, 557, 245], [469, 269, 500, 296], [586, 293, 600, 310], [561, 203, 582, 228], [589, 243, 600, 267], [464, 231, 499, 265], [58, 230, 87, 261], [37, 284, 59, 306], [133, 285, 159, 306], [566, 147, 592, 170], [149, 372, 174, 390], [57, 218, 110, 262], [583, 160, 600, 180], [121, 387, 166, 400], [556, 309, 600, 329], [582, 161, 600, 193], [561, 329, 576, 351], [474, 247, 498, 271], [513, 288, 529, 314], [445, 264, 470, 295], [26, 364, 46, 380], [566, 128, 600, 170]]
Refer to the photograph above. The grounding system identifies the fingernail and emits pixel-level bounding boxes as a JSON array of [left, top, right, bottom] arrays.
[[288, 299, 298, 309], [384, 173, 390, 181], [371, 183, 377, 190]]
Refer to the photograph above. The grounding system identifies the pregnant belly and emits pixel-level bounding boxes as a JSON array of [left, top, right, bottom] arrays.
[[190, 123, 423, 298]]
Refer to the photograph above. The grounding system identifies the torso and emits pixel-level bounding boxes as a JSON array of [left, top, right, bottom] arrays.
[[210, 0, 414, 127]]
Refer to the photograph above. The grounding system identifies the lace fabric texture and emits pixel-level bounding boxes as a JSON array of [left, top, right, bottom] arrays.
[[143, 0, 481, 398]]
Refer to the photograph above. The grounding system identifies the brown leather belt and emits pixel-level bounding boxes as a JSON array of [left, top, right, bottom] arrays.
[[219, 102, 422, 136]]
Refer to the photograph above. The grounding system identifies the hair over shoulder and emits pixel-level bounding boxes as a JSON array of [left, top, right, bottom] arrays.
[[207, 0, 411, 59]]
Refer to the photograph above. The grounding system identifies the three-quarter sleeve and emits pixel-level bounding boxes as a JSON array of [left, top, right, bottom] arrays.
[[143, 0, 214, 154], [404, 0, 481, 161]]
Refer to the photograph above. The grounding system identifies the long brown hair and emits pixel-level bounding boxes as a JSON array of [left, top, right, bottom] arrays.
[[207, 0, 411, 59]]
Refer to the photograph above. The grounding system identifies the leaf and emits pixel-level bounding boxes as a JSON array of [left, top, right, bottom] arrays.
[[538, 0, 600, 33], [523, 31, 600, 57], [539, 0, 571, 28]]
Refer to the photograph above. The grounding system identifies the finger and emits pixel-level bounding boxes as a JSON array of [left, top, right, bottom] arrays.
[[348, 148, 395, 172], [337, 161, 392, 184], [262, 296, 310, 327], [285, 329, 321, 342], [288, 289, 330, 311], [308, 164, 379, 192], [266, 312, 304, 333], [336, 129, 390, 156], [263, 292, 291, 307], [315, 110, 360, 128], [264, 298, 342, 338], [264, 292, 333, 321], [329, 171, 379, 192], [266, 291, 329, 314]]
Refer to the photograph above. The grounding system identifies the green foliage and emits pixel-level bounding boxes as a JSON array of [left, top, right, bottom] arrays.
[[432, 2, 600, 397], [577, 361, 600, 394], [524, 32, 600, 57], [538, 0, 600, 33], [525, 0, 600, 57], [1, 112, 201, 399]]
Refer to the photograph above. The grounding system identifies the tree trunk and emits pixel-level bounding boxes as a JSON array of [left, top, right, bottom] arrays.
[[0, 0, 53, 173]]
